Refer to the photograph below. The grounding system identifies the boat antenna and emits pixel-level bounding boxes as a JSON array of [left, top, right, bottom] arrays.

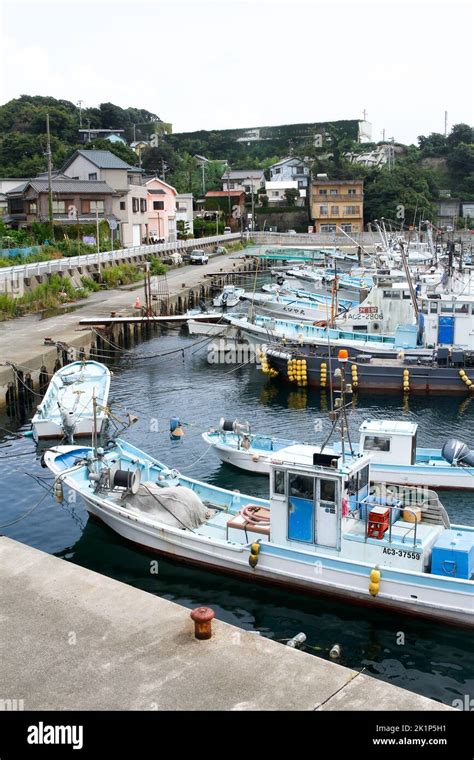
[[92, 389, 98, 457], [399, 236, 419, 317]]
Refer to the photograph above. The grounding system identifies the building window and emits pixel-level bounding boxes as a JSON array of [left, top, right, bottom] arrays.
[[271, 191, 279, 197], [341, 224, 352, 232], [348, 188, 357, 196], [71, 176, 79, 180], [81, 199, 105, 214], [153, 201, 164, 210], [298, 180, 305, 189], [28, 201, 37, 214], [331, 206, 339, 215], [176, 203, 187, 212], [88, 173, 98, 181], [274, 168, 281, 174], [330, 189, 338, 196], [140, 198, 147, 212], [229, 182, 235, 189], [52, 200, 66, 214], [320, 224, 336, 232], [319, 205, 328, 215], [132, 197, 139, 213], [120, 201, 126, 210], [319, 189, 327, 195], [344, 206, 360, 215]]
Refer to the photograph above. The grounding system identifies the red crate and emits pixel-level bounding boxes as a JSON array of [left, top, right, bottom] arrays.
[[367, 506, 389, 539]]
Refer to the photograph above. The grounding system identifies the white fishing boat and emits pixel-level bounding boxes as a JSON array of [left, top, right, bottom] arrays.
[[212, 285, 245, 308], [242, 291, 355, 323], [44, 437, 474, 627], [32, 361, 111, 443], [187, 318, 239, 339], [203, 418, 474, 490]]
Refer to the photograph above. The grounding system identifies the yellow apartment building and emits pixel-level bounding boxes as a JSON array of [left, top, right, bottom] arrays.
[[310, 178, 364, 233]]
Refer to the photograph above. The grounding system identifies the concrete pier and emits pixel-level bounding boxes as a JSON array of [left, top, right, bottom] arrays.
[[0, 537, 452, 711], [0, 248, 252, 402]]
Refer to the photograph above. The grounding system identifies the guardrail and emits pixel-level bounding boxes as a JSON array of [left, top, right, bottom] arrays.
[[0, 233, 242, 281]]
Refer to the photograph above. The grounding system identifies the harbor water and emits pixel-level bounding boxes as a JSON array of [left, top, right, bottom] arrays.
[[1, 323, 474, 708]]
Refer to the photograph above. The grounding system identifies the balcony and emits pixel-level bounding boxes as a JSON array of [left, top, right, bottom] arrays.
[[312, 194, 363, 202]]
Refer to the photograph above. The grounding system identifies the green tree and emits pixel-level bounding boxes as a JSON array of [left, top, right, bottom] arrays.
[[284, 188, 300, 206]]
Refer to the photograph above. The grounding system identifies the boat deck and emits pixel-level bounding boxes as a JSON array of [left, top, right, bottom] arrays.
[[344, 517, 443, 550]]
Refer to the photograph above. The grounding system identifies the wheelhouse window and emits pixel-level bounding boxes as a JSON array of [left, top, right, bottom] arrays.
[[273, 469, 285, 495], [289, 473, 314, 500], [358, 465, 369, 491], [363, 435, 391, 452], [320, 478, 336, 502]]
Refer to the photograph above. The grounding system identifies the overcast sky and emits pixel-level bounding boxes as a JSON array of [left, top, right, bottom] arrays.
[[1, 0, 473, 145]]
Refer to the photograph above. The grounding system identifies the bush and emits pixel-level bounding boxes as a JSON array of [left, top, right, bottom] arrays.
[[80, 275, 100, 292], [101, 264, 142, 288], [149, 258, 168, 276]]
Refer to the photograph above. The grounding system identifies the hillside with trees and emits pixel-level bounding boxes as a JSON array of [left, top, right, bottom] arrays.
[[0, 95, 472, 227]]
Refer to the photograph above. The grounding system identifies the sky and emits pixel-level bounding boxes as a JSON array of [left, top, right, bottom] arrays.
[[0, 0, 473, 145]]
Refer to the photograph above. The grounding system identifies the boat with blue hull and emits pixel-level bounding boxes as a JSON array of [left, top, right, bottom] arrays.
[[203, 419, 474, 490], [44, 437, 474, 627], [31, 361, 111, 442]]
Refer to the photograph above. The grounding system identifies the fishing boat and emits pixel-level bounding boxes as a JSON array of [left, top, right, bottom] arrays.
[[212, 285, 245, 308], [241, 291, 355, 323], [31, 361, 111, 442], [203, 418, 474, 489], [44, 437, 474, 627], [262, 343, 474, 394]]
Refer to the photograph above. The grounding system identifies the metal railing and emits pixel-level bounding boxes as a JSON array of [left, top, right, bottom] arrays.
[[0, 233, 241, 281]]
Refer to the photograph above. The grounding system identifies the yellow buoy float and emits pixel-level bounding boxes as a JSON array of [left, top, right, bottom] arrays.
[[369, 567, 381, 596]]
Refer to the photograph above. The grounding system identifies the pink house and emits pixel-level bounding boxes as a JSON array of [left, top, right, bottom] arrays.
[[145, 177, 177, 242]]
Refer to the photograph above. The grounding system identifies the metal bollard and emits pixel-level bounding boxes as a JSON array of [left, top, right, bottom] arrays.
[[190, 607, 215, 640]]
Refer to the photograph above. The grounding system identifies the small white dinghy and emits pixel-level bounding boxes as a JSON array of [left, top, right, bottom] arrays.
[[32, 360, 111, 443], [212, 285, 245, 308]]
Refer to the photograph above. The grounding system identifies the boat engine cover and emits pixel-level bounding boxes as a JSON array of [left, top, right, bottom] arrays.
[[441, 438, 474, 467]]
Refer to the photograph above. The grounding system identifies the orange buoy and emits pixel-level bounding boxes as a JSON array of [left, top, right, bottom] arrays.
[[134, 297, 141, 309]]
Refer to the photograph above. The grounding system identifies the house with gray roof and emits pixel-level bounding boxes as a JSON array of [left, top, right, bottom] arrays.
[[221, 169, 265, 194], [62, 150, 149, 246], [5, 178, 116, 227]]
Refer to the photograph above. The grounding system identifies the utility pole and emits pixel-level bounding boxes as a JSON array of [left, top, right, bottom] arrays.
[[96, 207, 101, 276], [444, 110, 448, 137], [250, 180, 255, 232], [225, 169, 231, 213], [161, 159, 167, 181], [77, 100, 84, 128], [382, 128, 385, 142], [46, 113, 54, 238], [201, 163, 206, 194]]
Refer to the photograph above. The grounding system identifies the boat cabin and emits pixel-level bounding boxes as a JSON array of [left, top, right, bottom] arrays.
[[269, 447, 371, 551], [267, 444, 447, 571], [420, 294, 474, 348], [359, 420, 417, 466]]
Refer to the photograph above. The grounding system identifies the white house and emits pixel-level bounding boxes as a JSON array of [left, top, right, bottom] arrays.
[[62, 150, 149, 247], [265, 180, 305, 205], [175, 193, 194, 237]]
